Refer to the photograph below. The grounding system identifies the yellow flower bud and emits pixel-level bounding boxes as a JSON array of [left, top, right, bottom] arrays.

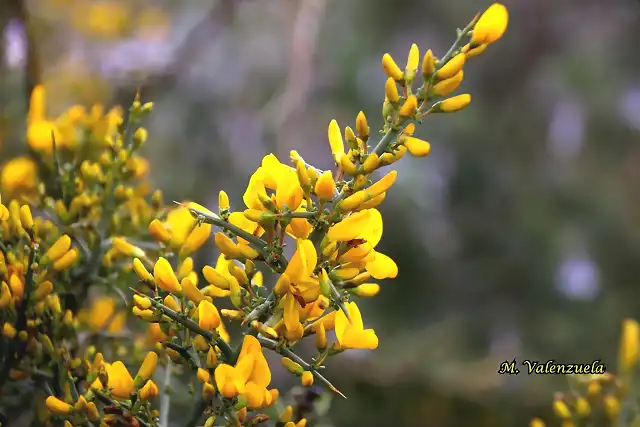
[[353, 283, 380, 297], [153, 257, 181, 293], [198, 300, 221, 330], [139, 379, 159, 400], [462, 43, 488, 58], [197, 368, 210, 383], [529, 418, 545, 427], [34, 280, 53, 300], [74, 395, 87, 411], [181, 223, 212, 258], [436, 53, 466, 80], [182, 276, 204, 304], [338, 191, 366, 212], [133, 295, 152, 310], [3, 322, 17, 338], [422, 49, 436, 76], [279, 405, 293, 423], [432, 70, 464, 97], [362, 153, 379, 173], [315, 171, 336, 202], [381, 53, 404, 81], [367, 170, 397, 197], [339, 155, 357, 176], [202, 265, 230, 289], [471, 3, 509, 45], [42, 235, 72, 264], [219, 190, 230, 210], [214, 233, 243, 259], [133, 258, 154, 283], [281, 357, 304, 375], [405, 43, 419, 74], [113, 237, 145, 258], [163, 295, 180, 312], [45, 396, 73, 415], [149, 219, 172, 243], [399, 95, 418, 117], [384, 77, 399, 103], [356, 111, 369, 140], [52, 248, 79, 271], [206, 347, 218, 368], [135, 351, 158, 384], [438, 94, 472, 113], [86, 402, 99, 421], [19, 205, 33, 231], [300, 371, 314, 387], [402, 137, 431, 157]]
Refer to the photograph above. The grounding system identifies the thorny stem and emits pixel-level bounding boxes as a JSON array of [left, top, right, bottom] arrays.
[[256, 337, 346, 399], [137, 290, 236, 363], [184, 204, 288, 273]]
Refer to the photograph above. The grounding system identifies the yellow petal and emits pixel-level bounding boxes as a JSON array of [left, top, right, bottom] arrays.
[[366, 251, 398, 279]]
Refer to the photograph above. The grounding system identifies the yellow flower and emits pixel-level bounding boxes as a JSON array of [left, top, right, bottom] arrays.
[[164, 204, 197, 248], [180, 222, 212, 257], [52, 248, 80, 271], [282, 239, 320, 303], [381, 53, 404, 81], [314, 171, 335, 202], [135, 351, 158, 385], [439, 94, 471, 113], [153, 257, 181, 293], [436, 53, 466, 80], [45, 396, 74, 415], [214, 335, 273, 409], [106, 361, 134, 399], [402, 137, 431, 157], [327, 120, 346, 165], [335, 301, 378, 350], [432, 70, 464, 97], [42, 235, 72, 264], [198, 299, 221, 330], [328, 209, 398, 279], [1, 157, 38, 194], [283, 293, 304, 342], [471, 3, 509, 45], [139, 380, 159, 400], [385, 77, 400, 103]]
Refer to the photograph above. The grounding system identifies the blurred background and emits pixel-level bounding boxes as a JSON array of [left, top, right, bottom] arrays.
[[1, 0, 640, 426]]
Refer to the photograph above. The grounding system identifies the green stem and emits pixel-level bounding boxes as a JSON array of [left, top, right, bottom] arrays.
[[159, 363, 172, 427], [256, 337, 346, 399], [285, 211, 317, 219], [139, 292, 236, 363]]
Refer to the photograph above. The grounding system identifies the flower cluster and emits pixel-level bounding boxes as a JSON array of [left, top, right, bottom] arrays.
[[531, 319, 640, 427], [0, 4, 508, 427]]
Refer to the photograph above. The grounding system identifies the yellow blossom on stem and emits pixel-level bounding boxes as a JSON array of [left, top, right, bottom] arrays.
[[381, 53, 404, 81], [402, 137, 431, 157], [198, 299, 221, 330], [153, 257, 181, 293], [106, 361, 134, 399], [436, 53, 466, 80], [139, 380, 159, 400], [45, 396, 74, 415], [432, 70, 464, 97], [148, 219, 172, 243], [384, 77, 400, 103], [52, 248, 79, 271], [438, 94, 472, 113], [471, 3, 509, 45], [335, 301, 378, 350], [619, 318, 639, 373], [135, 351, 158, 386], [315, 171, 336, 202], [42, 235, 72, 264]]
